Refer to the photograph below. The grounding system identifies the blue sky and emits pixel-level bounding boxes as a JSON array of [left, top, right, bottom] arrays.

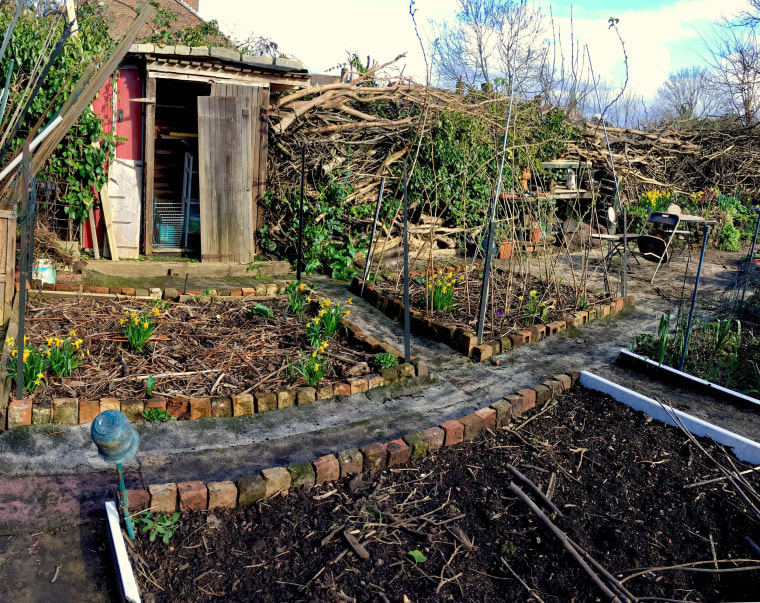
[[199, 0, 749, 100]]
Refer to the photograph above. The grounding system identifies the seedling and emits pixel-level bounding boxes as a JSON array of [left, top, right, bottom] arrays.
[[134, 511, 181, 543], [143, 408, 175, 423], [372, 352, 398, 370], [408, 550, 427, 563], [246, 302, 274, 318]]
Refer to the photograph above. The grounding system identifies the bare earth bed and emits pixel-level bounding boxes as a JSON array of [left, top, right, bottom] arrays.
[[373, 267, 606, 341], [129, 386, 760, 602], [23, 294, 374, 403]]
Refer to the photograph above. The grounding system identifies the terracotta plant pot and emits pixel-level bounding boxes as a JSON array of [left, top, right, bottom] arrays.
[[531, 229, 542, 242], [498, 242, 513, 259]]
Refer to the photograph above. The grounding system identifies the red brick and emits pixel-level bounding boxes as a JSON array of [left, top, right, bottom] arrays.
[[7, 399, 31, 428], [517, 388, 536, 412], [505, 394, 523, 418], [472, 343, 493, 362], [566, 315, 582, 328], [212, 396, 232, 417], [78, 399, 100, 424], [148, 483, 177, 513], [612, 297, 624, 313], [55, 283, 78, 292], [555, 320, 567, 332], [121, 288, 136, 297], [189, 397, 211, 420], [600, 304, 611, 317], [315, 384, 334, 400], [177, 481, 208, 511], [366, 374, 384, 389], [108, 287, 121, 295], [386, 439, 410, 467], [459, 414, 483, 441], [529, 324, 547, 341], [167, 396, 189, 419], [120, 399, 144, 423], [422, 426, 445, 451], [586, 308, 597, 321], [277, 390, 296, 409], [623, 295, 635, 308], [519, 329, 533, 343], [510, 332, 529, 349], [348, 377, 369, 394], [251, 392, 272, 413], [456, 330, 479, 357], [543, 380, 562, 398], [475, 407, 497, 430], [254, 284, 266, 296], [93, 286, 109, 294], [333, 382, 351, 396], [362, 336, 382, 352], [229, 289, 243, 296], [490, 398, 513, 425], [262, 467, 290, 498], [100, 398, 120, 413], [313, 454, 340, 485], [241, 287, 256, 296], [569, 371, 581, 385], [145, 398, 167, 412], [125, 488, 150, 512], [361, 442, 387, 471], [82, 285, 97, 293], [338, 448, 363, 477], [533, 384, 551, 405], [207, 481, 238, 509], [52, 398, 78, 425], [440, 419, 464, 446], [554, 374, 572, 390]]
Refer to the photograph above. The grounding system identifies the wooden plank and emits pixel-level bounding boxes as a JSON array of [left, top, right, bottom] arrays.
[[1, 211, 15, 325], [87, 208, 100, 259], [255, 86, 270, 250], [197, 96, 254, 264], [147, 62, 306, 88], [99, 180, 119, 261], [143, 75, 156, 255], [109, 160, 143, 259]]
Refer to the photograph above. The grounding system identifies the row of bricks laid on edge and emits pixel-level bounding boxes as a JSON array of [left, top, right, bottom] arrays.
[[6, 359, 429, 429], [16, 282, 289, 298], [124, 372, 579, 513]]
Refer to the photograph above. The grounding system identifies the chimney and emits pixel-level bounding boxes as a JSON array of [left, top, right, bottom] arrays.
[[184, 0, 200, 11]]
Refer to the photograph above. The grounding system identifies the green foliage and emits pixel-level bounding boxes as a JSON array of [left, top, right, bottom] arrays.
[[143, 7, 232, 48], [0, 5, 118, 222], [306, 298, 350, 346], [144, 375, 156, 397], [121, 308, 160, 352], [285, 281, 309, 318], [408, 550, 427, 563], [631, 313, 671, 366], [289, 342, 329, 387], [135, 511, 181, 544], [4, 337, 47, 395], [719, 218, 741, 251], [427, 269, 456, 312], [45, 331, 86, 377], [372, 352, 399, 371], [143, 407, 175, 423], [246, 302, 274, 319]]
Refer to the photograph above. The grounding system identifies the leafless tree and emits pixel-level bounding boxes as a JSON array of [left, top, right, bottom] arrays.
[[650, 67, 718, 123]]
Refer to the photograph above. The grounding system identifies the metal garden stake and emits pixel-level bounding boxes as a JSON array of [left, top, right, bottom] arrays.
[[739, 206, 760, 314], [91, 410, 140, 539], [679, 224, 712, 371], [361, 177, 385, 295], [403, 162, 410, 363], [296, 144, 305, 282]]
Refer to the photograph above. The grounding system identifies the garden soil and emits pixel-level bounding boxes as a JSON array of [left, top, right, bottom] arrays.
[[130, 387, 760, 603]]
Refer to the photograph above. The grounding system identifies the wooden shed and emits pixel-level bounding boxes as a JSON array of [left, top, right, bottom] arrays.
[[90, 45, 309, 263]]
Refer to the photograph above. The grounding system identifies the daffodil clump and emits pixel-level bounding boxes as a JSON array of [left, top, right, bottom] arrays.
[[46, 330, 88, 377], [520, 290, 552, 325], [291, 339, 330, 387], [5, 336, 47, 394], [427, 269, 456, 313], [286, 281, 309, 318], [121, 307, 161, 352], [305, 297, 351, 347]]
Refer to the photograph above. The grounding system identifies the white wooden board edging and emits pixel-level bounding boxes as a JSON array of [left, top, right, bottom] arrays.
[[580, 370, 760, 464], [105, 501, 141, 603], [618, 348, 760, 408]]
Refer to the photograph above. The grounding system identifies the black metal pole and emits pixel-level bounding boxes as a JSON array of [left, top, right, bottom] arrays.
[[361, 177, 385, 296], [183, 273, 188, 295], [296, 144, 305, 282], [403, 162, 410, 363], [679, 224, 711, 371], [16, 143, 32, 401], [739, 207, 760, 314]]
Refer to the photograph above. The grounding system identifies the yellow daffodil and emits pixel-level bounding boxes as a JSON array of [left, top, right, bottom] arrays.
[[5, 337, 14, 347], [306, 296, 312, 303], [442, 287, 447, 293], [36, 372, 44, 379], [319, 309, 326, 317], [119, 319, 125, 325], [45, 350, 51, 357], [10, 349, 17, 358], [23, 349, 30, 362], [152, 308, 161, 316], [529, 290, 537, 297], [312, 351, 317, 358], [347, 298, 353, 305], [23, 335, 28, 344], [143, 322, 149, 329], [74, 339, 83, 349], [299, 283, 305, 291], [447, 272, 453, 279], [130, 312, 136, 318], [344, 310, 350, 316], [69, 330, 76, 337], [45, 336, 53, 346], [518, 296, 524, 301], [313, 364, 320, 371], [134, 317, 140, 325], [323, 299, 331, 307]]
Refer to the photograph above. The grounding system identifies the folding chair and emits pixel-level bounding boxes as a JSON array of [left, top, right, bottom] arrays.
[[590, 207, 641, 270], [665, 203, 694, 257], [635, 212, 681, 282]]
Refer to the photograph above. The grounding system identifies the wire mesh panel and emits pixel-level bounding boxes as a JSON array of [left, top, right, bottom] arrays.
[[153, 202, 184, 248]]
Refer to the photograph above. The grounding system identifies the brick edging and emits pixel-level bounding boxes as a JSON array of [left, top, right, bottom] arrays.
[[6, 286, 431, 429], [350, 276, 635, 362], [122, 372, 581, 514]]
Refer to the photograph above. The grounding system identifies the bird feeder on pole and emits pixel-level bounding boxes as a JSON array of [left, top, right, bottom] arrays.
[[91, 410, 140, 539]]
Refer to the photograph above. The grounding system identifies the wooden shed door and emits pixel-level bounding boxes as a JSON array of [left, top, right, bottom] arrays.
[[197, 96, 254, 263]]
